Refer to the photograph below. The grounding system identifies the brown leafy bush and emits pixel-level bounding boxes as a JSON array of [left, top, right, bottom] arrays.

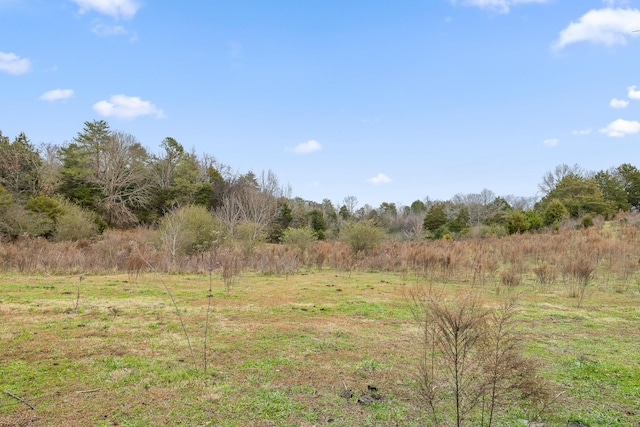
[[566, 256, 596, 307], [501, 268, 522, 288], [533, 262, 557, 291]]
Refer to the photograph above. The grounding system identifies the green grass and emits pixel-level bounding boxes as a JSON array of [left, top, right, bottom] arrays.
[[1, 271, 639, 426]]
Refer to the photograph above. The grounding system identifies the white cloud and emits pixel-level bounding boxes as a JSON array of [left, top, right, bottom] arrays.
[[449, 0, 549, 14], [92, 24, 137, 41], [92, 23, 127, 36], [600, 119, 640, 137], [0, 51, 31, 75], [40, 89, 74, 102], [93, 95, 165, 119], [72, 0, 140, 19], [367, 173, 391, 185], [572, 128, 592, 135], [628, 85, 640, 100], [543, 138, 559, 147], [610, 98, 629, 108], [554, 8, 640, 50], [293, 140, 322, 154]]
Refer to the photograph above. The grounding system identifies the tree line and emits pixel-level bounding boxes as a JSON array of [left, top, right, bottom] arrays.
[[1, 121, 639, 247]]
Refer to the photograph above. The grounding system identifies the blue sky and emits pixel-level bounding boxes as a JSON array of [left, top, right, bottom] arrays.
[[1, 0, 640, 209]]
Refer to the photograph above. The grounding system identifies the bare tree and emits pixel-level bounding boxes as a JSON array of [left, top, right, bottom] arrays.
[[402, 211, 425, 240], [159, 205, 189, 263], [37, 142, 62, 196], [216, 170, 283, 248], [453, 189, 497, 226], [343, 195, 358, 216], [538, 164, 582, 196], [454, 192, 483, 226], [217, 193, 243, 235], [504, 194, 537, 211], [422, 196, 436, 211], [155, 137, 184, 191], [258, 169, 285, 198], [95, 131, 154, 226]]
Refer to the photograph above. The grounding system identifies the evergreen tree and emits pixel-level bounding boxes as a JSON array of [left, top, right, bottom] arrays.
[[594, 169, 630, 211], [266, 199, 293, 243], [537, 175, 615, 218], [308, 209, 327, 240], [615, 163, 640, 210], [0, 131, 42, 199], [423, 202, 447, 232]]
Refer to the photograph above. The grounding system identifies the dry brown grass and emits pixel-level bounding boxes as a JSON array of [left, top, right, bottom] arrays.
[[1, 215, 638, 297]]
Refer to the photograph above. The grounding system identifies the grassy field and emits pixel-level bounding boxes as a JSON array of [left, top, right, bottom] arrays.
[[1, 269, 639, 426]]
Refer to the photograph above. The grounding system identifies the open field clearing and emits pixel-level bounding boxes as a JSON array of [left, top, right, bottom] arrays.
[[1, 267, 639, 426], [4, 3, 640, 425]]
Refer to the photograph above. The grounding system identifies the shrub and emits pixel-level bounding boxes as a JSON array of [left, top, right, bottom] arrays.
[[233, 220, 265, 255], [581, 215, 594, 229], [25, 195, 64, 221], [220, 247, 242, 293], [281, 226, 317, 251], [533, 262, 556, 291], [543, 199, 569, 226], [54, 199, 99, 241], [411, 290, 549, 426], [341, 220, 385, 254], [0, 184, 13, 208], [501, 268, 522, 287], [0, 205, 53, 239], [159, 205, 223, 257], [524, 210, 543, 230], [567, 256, 595, 307], [506, 212, 530, 234]]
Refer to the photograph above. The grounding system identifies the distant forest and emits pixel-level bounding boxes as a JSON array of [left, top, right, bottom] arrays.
[[1, 120, 639, 247]]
